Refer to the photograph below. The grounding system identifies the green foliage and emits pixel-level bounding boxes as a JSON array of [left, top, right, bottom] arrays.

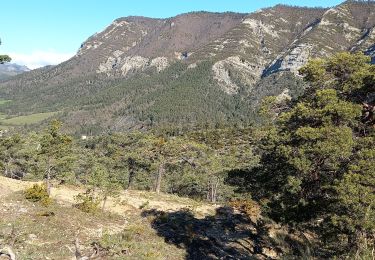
[[98, 230, 132, 255], [0, 60, 267, 134], [0, 55, 11, 64], [88, 163, 122, 211], [0, 99, 11, 106], [0, 133, 39, 179], [38, 120, 74, 194], [0, 39, 11, 64], [74, 190, 100, 213], [251, 52, 375, 256], [139, 200, 150, 209], [0, 120, 259, 207], [24, 184, 52, 206], [83, 128, 258, 202]]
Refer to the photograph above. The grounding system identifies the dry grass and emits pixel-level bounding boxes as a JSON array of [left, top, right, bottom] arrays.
[[0, 176, 217, 217], [0, 176, 219, 259]]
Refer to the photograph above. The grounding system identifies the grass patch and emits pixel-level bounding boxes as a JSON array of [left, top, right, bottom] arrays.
[[0, 112, 57, 125], [0, 99, 11, 106], [0, 125, 9, 130]]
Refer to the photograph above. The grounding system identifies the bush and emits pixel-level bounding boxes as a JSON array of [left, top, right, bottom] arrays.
[[24, 184, 52, 206], [139, 200, 150, 209], [74, 190, 100, 213], [229, 199, 261, 222], [98, 230, 133, 255]]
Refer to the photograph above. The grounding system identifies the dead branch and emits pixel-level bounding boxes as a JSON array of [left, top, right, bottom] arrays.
[[0, 246, 16, 260]]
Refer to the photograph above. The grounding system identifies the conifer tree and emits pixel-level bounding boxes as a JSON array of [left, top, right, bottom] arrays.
[[255, 52, 375, 254], [38, 120, 73, 195], [0, 38, 11, 64]]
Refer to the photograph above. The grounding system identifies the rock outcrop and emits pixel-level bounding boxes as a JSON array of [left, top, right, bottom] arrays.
[[2, 1, 375, 131]]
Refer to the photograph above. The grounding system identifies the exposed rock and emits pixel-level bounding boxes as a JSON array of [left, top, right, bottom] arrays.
[[2, 1, 375, 131], [28, 234, 37, 240], [187, 63, 197, 69], [97, 53, 169, 76], [120, 56, 149, 76], [265, 44, 314, 75], [262, 247, 278, 259], [97, 56, 120, 75], [150, 57, 169, 72], [280, 44, 314, 73], [113, 50, 124, 58], [212, 60, 238, 94], [212, 56, 263, 94], [242, 18, 279, 38], [276, 88, 292, 102]]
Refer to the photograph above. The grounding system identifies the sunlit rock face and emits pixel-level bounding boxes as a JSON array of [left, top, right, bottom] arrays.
[[2, 1, 375, 132]]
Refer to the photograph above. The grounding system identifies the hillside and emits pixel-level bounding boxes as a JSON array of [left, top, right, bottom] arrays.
[[0, 63, 29, 81], [1, 1, 375, 134], [0, 176, 300, 259], [0, 50, 374, 259]]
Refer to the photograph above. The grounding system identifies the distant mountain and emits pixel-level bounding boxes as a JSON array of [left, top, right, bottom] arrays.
[[0, 63, 30, 80], [1, 1, 375, 134]]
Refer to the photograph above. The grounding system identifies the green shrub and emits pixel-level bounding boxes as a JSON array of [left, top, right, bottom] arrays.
[[24, 184, 52, 206], [74, 190, 100, 213], [98, 230, 133, 254], [139, 200, 150, 209]]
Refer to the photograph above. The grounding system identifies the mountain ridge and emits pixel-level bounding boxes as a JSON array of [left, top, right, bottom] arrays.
[[0, 63, 30, 80], [1, 1, 374, 134]]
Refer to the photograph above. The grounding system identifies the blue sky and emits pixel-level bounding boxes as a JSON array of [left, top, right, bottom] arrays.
[[1, 0, 343, 69]]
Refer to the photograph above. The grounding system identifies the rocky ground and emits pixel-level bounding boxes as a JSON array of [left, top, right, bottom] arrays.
[[0, 177, 313, 259]]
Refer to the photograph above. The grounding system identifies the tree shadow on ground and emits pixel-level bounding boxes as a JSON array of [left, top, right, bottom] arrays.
[[142, 207, 285, 260]]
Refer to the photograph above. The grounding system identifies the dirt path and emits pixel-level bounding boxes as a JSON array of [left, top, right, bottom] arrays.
[[0, 176, 217, 217]]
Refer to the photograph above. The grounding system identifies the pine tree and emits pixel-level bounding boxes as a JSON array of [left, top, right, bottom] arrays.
[[87, 162, 121, 211], [0, 38, 11, 64], [38, 120, 73, 195], [254, 52, 375, 255]]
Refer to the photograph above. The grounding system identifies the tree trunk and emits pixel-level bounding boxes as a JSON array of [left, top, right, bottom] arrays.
[[46, 158, 51, 196], [9, 156, 14, 179], [4, 162, 8, 177], [127, 160, 136, 190], [102, 195, 108, 212], [207, 176, 220, 203], [155, 163, 165, 194], [207, 179, 213, 203], [213, 178, 220, 203], [5, 156, 13, 178]]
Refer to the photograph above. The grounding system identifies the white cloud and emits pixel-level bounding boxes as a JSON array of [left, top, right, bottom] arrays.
[[8, 51, 75, 70]]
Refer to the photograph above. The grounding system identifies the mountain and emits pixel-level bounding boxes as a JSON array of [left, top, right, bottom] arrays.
[[1, 1, 375, 134], [0, 63, 30, 80]]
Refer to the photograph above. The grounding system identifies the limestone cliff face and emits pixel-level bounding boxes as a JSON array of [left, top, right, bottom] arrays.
[[209, 1, 375, 94], [77, 12, 245, 76], [2, 1, 375, 130], [5, 2, 375, 92], [212, 56, 264, 94]]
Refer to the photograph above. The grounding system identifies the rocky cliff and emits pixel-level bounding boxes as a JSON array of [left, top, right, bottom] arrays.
[[1, 1, 374, 133]]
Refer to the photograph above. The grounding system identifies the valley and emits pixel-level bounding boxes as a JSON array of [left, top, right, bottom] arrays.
[[0, 1, 374, 259], [0, 100, 57, 130], [2, 1, 375, 134]]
